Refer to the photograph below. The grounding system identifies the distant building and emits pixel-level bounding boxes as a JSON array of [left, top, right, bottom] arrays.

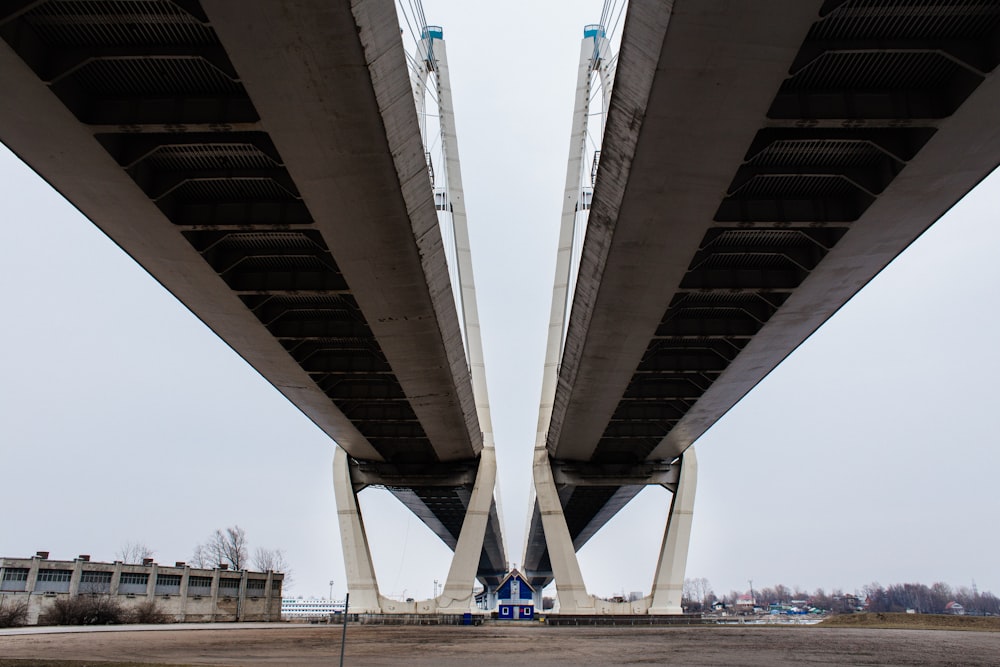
[[945, 601, 965, 615], [281, 597, 345, 620], [0, 551, 282, 625], [840, 593, 861, 612]]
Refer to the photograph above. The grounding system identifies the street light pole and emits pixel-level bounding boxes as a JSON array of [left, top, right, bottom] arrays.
[[329, 579, 334, 602]]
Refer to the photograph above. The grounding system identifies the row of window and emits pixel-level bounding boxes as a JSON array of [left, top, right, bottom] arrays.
[[1, 568, 30, 592], [0, 568, 276, 595], [81, 571, 113, 584]]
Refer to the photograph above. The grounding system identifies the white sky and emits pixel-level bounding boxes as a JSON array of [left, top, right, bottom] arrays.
[[1, 0, 998, 603]]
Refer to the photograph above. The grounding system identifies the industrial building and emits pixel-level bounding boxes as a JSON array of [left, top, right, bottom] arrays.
[[0, 552, 282, 625]]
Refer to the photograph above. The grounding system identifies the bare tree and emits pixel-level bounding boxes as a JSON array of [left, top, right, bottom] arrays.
[[692, 577, 712, 607], [683, 578, 697, 609], [252, 547, 288, 573], [192, 525, 248, 570], [190, 543, 211, 569], [252, 547, 293, 589], [682, 577, 713, 611], [117, 541, 154, 564], [812, 587, 833, 610], [0, 597, 29, 628], [756, 586, 776, 606]]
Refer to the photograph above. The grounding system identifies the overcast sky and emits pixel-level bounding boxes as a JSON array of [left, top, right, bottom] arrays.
[[2, 1, 998, 603]]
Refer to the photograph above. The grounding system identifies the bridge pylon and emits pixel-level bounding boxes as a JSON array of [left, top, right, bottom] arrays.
[[531, 447, 697, 615], [648, 448, 697, 615], [527, 23, 697, 615], [330, 15, 504, 615], [333, 445, 498, 614]]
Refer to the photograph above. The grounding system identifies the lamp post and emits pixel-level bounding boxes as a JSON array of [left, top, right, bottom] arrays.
[[329, 580, 334, 602]]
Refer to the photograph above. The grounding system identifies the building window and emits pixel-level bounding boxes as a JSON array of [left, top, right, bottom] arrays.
[[35, 569, 73, 593], [247, 579, 266, 592], [188, 576, 212, 596], [155, 574, 182, 596], [80, 570, 112, 594], [0, 568, 29, 592], [218, 578, 240, 597], [118, 572, 149, 595]]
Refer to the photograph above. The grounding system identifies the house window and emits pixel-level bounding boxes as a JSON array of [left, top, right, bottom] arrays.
[[247, 579, 266, 592]]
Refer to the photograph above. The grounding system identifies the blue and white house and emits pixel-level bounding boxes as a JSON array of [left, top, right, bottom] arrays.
[[495, 569, 536, 620]]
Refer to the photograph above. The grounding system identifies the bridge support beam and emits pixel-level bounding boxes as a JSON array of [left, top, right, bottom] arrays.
[[532, 447, 698, 614], [437, 445, 497, 612], [333, 445, 497, 614], [532, 446, 596, 613], [333, 446, 382, 613], [648, 448, 697, 615]]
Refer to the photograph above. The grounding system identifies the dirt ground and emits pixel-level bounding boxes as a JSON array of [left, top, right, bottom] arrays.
[[2, 624, 1000, 666], [821, 612, 1000, 631]]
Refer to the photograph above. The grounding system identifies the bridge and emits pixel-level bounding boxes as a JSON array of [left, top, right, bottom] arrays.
[[523, 0, 1000, 613], [4, 0, 1000, 617], [0, 0, 504, 613]]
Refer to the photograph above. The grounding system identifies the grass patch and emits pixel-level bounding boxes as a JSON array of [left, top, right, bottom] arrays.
[[819, 612, 1000, 632]]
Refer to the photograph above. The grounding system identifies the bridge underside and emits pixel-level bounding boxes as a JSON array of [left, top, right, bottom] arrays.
[[0, 0, 504, 583], [526, 0, 1000, 588], [353, 461, 506, 588]]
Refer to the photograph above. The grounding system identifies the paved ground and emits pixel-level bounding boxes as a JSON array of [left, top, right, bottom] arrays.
[[1, 623, 999, 666], [0, 623, 289, 637]]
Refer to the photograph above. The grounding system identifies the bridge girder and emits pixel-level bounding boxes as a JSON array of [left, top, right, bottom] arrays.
[[527, 0, 1000, 596], [0, 0, 505, 587]]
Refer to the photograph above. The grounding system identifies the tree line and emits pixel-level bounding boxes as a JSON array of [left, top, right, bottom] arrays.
[[682, 578, 1000, 615], [862, 582, 1000, 615]]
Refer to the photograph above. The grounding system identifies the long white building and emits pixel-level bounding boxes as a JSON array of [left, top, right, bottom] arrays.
[[281, 597, 346, 620]]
